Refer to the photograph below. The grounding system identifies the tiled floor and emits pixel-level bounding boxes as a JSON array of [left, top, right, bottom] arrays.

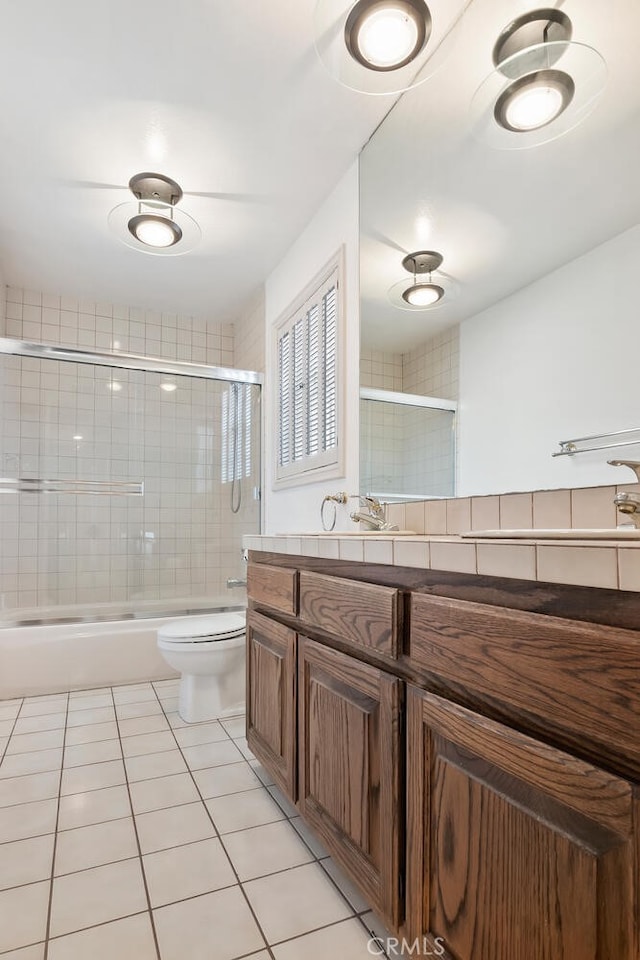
[[0, 680, 394, 959]]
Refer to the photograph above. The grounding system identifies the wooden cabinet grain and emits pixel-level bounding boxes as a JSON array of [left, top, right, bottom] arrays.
[[298, 636, 403, 928], [247, 553, 640, 954], [246, 609, 297, 800], [405, 685, 640, 960]]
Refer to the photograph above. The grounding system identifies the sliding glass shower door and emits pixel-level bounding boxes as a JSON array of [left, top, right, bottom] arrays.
[[0, 348, 261, 624]]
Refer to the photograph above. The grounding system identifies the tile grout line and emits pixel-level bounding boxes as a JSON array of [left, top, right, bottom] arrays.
[[42, 690, 70, 960], [150, 683, 278, 960], [0, 699, 24, 767], [109, 685, 163, 960]]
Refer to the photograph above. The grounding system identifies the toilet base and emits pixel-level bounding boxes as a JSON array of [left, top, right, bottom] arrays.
[[178, 671, 245, 724]]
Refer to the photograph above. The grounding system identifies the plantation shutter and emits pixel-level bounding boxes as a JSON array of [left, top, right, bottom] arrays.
[[275, 261, 341, 483]]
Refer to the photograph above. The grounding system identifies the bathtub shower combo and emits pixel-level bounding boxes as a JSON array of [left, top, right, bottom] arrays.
[[0, 339, 261, 718]]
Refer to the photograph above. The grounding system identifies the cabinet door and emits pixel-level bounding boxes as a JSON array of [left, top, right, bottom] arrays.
[[406, 685, 640, 960], [246, 610, 297, 801], [298, 636, 402, 928]]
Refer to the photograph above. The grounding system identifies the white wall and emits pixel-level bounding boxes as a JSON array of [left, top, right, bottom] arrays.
[[264, 162, 360, 534], [458, 223, 640, 496]]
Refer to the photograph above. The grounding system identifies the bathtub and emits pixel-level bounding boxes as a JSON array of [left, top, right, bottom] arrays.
[[0, 609, 244, 700]]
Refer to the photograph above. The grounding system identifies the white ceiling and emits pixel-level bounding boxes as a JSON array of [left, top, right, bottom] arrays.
[[0, 0, 393, 320], [360, 0, 640, 352]]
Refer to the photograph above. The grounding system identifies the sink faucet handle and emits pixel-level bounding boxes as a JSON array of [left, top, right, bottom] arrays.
[[608, 459, 640, 481]]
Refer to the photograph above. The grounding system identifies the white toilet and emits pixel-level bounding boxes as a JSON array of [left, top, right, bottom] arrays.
[[157, 612, 246, 723]]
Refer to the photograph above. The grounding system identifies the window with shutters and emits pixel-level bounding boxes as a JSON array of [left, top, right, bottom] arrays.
[[273, 251, 344, 486]]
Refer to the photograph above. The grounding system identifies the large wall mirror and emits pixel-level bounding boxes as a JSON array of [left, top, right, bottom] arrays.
[[359, 0, 640, 499]]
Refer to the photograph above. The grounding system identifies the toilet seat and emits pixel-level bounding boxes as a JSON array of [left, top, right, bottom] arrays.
[[157, 612, 245, 645]]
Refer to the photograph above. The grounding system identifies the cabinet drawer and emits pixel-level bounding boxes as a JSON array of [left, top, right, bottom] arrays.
[[247, 563, 298, 616], [409, 593, 640, 773], [299, 571, 401, 658]]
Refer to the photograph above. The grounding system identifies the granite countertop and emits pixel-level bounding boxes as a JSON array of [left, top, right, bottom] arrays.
[[243, 532, 640, 593]]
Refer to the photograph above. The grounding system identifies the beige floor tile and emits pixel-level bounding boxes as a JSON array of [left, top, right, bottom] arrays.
[[0, 719, 14, 737], [65, 706, 116, 728], [290, 817, 330, 859], [60, 759, 126, 796], [157, 696, 179, 712], [0, 798, 58, 843], [64, 722, 119, 746], [173, 722, 228, 747], [112, 687, 158, 706], [152, 679, 180, 691], [219, 716, 246, 738], [12, 714, 65, 735], [223, 820, 314, 881], [66, 695, 113, 712], [68, 688, 111, 700], [58, 784, 131, 830], [0, 943, 45, 959], [233, 736, 255, 760], [47, 913, 157, 960], [63, 740, 122, 768], [143, 836, 236, 907], [125, 749, 188, 783], [267, 785, 298, 819], [18, 701, 65, 719], [272, 918, 375, 959], [244, 862, 352, 943], [0, 771, 60, 809], [0, 834, 55, 891], [0, 748, 63, 779], [129, 772, 200, 814], [6, 729, 65, 755], [118, 714, 170, 737], [153, 886, 266, 960], [121, 731, 176, 758], [249, 759, 275, 787], [115, 700, 164, 720], [0, 705, 21, 723], [192, 761, 261, 799], [181, 739, 243, 771], [0, 881, 50, 952], [165, 711, 190, 729], [206, 787, 285, 834], [135, 800, 215, 854], [54, 817, 138, 875], [49, 859, 147, 937], [321, 858, 370, 913]]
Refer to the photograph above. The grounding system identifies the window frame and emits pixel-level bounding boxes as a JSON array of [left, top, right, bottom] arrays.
[[272, 248, 345, 489]]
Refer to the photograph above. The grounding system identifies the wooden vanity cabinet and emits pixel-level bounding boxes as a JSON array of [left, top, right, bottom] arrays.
[[298, 636, 403, 927], [405, 685, 640, 960], [247, 555, 640, 954], [246, 609, 297, 799]]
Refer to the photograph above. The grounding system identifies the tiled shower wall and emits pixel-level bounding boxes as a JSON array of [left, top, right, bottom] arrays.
[[359, 327, 459, 498], [1, 286, 261, 620]]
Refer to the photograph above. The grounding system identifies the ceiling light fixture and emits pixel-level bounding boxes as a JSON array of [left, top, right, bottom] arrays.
[[108, 173, 201, 255], [471, 9, 606, 149], [314, 0, 467, 95], [388, 251, 456, 310], [160, 381, 177, 392]]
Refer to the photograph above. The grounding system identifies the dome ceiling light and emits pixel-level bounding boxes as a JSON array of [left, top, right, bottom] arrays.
[[314, 0, 468, 95], [388, 250, 457, 310], [344, 0, 431, 72], [471, 8, 606, 149], [108, 173, 201, 255]]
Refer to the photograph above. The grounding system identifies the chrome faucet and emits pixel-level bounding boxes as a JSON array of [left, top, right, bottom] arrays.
[[608, 460, 640, 528], [226, 577, 247, 588], [349, 496, 398, 532]]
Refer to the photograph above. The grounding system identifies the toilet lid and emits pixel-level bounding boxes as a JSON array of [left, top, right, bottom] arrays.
[[158, 612, 246, 643]]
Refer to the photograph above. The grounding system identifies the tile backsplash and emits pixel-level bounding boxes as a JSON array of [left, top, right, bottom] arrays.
[[386, 485, 635, 535]]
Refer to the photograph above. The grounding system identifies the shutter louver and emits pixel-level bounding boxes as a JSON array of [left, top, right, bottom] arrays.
[[275, 258, 341, 482]]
